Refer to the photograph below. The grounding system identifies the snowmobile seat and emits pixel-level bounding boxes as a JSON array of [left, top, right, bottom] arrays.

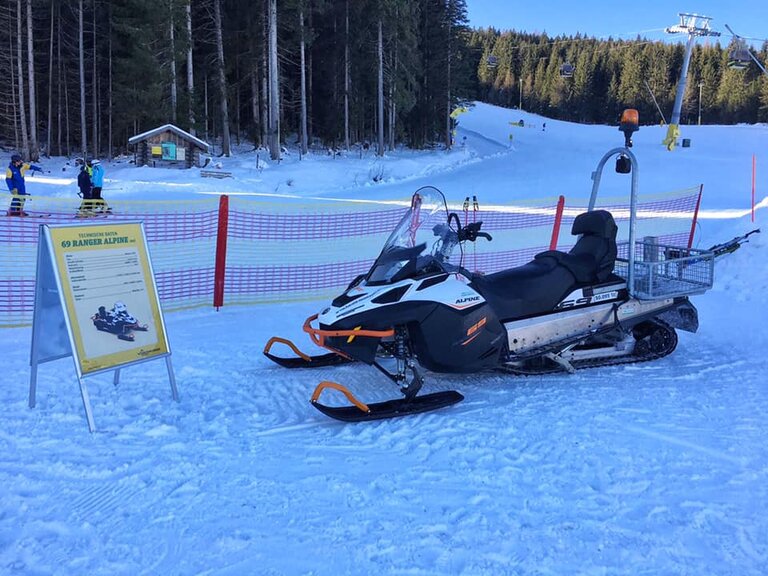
[[470, 255, 577, 321], [535, 210, 618, 284], [470, 210, 618, 321]]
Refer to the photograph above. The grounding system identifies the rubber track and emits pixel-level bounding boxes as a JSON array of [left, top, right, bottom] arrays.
[[496, 320, 678, 376]]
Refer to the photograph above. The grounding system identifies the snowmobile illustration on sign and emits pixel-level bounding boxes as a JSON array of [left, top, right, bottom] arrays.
[[264, 114, 716, 422], [92, 301, 148, 342]]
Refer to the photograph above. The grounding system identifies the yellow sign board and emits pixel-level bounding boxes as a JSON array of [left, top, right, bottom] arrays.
[[30, 221, 177, 432], [47, 223, 169, 375]]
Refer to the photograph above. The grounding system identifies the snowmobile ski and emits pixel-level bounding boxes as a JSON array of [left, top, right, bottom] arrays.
[[310, 381, 464, 422], [263, 336, 352, 368]]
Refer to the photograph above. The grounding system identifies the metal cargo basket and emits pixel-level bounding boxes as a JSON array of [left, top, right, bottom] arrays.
[[614, 238, 715, 300]]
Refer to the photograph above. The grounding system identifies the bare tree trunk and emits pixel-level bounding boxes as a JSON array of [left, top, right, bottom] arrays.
[[213, 0, 231, 155], [307, 1, 313, 146], [63, 22, 71, 157], [56, 8, 62, 156], [108, 14, 113, 159], [267, 0, 280, 160], [388, 44, 396, 151], [186, 0, 195, 135], [260, 7, 268, 149], [389, 5, 399, 150], [47, 0, 55, 158], [204, 74, 209, 142], [445, 0, 452, 149], [16, 0, 29, 156], [92, 3, 98, 156], [299, 4, 308, 155], [376, 18, 384, 156], [169, 3, 177, 124], [250, 70, 259, 146], [10, 30, 20, 150], [26, 0, 38, 159], [235, 60, 240, 145], [343, 0, 349, 150], [78, 0, 87, 158]]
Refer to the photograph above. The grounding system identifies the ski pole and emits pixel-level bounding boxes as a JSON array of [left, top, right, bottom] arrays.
[[472, 195, 479, 272], [461, 197, 470, 269]]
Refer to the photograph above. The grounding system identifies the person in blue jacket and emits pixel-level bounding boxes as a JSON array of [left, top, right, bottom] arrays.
[[89, 159, 110, 212], [5, 153, 43, 216]]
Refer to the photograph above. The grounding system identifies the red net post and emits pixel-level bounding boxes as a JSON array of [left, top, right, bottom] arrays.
[[549, 195, 566, 250], [752, 155, 756, 224], [687, 185, 703, 250], [214, 195, 229, 310]]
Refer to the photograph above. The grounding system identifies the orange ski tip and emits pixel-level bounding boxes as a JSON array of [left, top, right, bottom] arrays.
[[311, 381, 370, 414], [263, 336, 311, 362]]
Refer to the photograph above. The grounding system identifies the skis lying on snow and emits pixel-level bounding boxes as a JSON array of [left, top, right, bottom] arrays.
[[263, 336, 353, 368], [75, 210, 113, 219], [310, 381, 464, 422], [5, 211, 51, 218]]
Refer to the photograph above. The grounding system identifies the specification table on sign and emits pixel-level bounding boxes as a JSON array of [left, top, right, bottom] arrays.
[[65, 248, 147, 304]]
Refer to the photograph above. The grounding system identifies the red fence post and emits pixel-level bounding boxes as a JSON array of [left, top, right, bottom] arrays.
[[752, 154, 756, 223], [214, 195, 229, 310], [549, 195, 565, 250], [687, 185, 703, 250]]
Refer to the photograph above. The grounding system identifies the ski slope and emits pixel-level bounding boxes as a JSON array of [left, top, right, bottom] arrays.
[[1, 103, 766, 575]]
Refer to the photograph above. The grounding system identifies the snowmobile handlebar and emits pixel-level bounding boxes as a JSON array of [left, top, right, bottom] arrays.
[[445, 213, 493, 243], [460, 222, 492, 243]]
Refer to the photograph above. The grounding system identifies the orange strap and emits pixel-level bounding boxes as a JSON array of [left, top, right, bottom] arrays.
[[311, 381, 370, 414], [263, 336, 311, 361]]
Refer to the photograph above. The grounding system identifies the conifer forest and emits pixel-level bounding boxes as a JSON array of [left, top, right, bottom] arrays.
[[1, 0, 766, 162]]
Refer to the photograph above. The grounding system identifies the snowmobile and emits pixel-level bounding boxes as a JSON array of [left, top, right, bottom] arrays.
[[264, 116, 721, 422], [92, 302, 148, 342]]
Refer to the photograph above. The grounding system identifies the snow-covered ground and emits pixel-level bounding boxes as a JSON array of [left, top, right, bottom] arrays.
[[2, 103, 767, 575]]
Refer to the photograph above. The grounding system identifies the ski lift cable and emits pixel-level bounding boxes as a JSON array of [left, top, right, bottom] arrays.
[[719, 24, 768, 43], [500, 36, 667, 56]]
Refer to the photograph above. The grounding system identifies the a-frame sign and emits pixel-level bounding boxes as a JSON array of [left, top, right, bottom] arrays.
[[29, 221, 178, 432]]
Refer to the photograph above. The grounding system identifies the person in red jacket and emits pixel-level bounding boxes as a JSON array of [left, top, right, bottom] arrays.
[[5, 154, 43, 216]]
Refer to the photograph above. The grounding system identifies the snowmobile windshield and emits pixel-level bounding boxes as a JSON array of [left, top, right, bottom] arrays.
[[366, 187, 453, 285]]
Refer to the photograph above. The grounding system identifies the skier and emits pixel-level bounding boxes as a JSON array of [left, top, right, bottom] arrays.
[[76, 159, 94, 216], [5, 154, 43, 216], [89, 159, 110, 213]]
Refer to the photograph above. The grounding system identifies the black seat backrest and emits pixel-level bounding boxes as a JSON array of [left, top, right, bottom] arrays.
[[568, 210, 618, 281]]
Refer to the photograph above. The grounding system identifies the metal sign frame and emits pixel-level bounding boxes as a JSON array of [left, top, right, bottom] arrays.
[[29, 221, 178, 432]]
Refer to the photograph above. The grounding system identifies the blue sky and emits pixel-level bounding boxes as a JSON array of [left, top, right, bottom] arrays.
[[465, 1, 768, 47]]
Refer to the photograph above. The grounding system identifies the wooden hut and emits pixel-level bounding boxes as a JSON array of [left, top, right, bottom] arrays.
[[128, 124, 210, 168]]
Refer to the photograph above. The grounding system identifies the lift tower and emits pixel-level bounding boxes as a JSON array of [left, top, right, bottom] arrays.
[[662, 13, 720, 151]]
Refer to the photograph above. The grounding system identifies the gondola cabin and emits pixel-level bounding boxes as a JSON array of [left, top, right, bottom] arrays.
[[728, 42, 752, 70], [486, 55, 499, 68], [128, 124, 211, 168], [560, 62, 575, 78]]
